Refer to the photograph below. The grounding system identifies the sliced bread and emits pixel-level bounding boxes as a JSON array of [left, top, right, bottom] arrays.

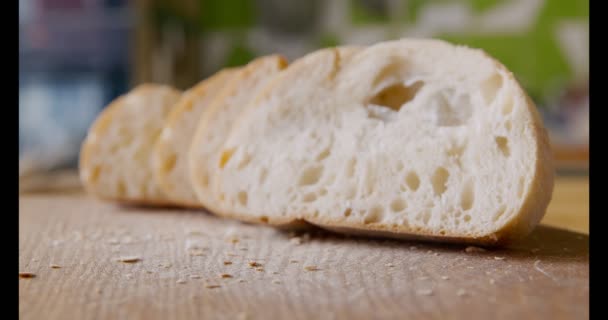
[[189, 55, 289, 213], [154, 68, 240, 207], [211, 39, 554, 245], [79, 84, 182, 206]]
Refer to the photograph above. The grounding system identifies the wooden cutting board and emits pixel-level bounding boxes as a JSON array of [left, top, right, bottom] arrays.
[[19, 192, 588, 320]]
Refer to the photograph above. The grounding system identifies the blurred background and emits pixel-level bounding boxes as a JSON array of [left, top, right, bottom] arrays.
[[19, 0, 588, 177]]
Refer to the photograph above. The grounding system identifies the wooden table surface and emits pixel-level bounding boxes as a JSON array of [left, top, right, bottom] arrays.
[[19, 176, 589, 320]]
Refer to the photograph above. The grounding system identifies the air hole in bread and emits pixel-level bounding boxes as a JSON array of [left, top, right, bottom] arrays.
[[493, 205, 507, 222], [364, 206, 384, 224], [260, 216, 269, 223], [316, 148, 331, 161], [502, 96, 514, 115], [480, 73, 503, 104], [390, 198, 407, 212], [319, 188, 328, 196], [343, 208, 352, 217], [446, 142, 467, 158], [405, 171, 420, 191], [161, 154, 177, 173], [431, 167, 449, 196], [505, 120, 512, 131], [89, 166, 101, 183], [302, 192, 317, 203], [366, 81, 424, 122], [495, 136, 510, 157], [439, 230, 446, 236], [298, 166, 324, 186], [432, 93, 473, 127], [219, 149, 235, 169], [460, 181, 475, 211], [237, 191, 248, 206], [463, 214, 471, 222]]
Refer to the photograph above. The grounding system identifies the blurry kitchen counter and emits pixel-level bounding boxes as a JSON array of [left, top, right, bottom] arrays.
[[19, 171, 590, 234]]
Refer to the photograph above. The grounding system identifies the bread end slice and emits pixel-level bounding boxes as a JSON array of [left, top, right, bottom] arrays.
[[79, 84, 182, 205]]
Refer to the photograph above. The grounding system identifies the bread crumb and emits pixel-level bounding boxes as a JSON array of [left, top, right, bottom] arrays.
[[467, 266, 474, 269], [427, 250, 433, 254], [441, 276, 449, 280], [188, 248, 205, 256], [433, 252, 439, 256], [239, 247, 248, 251], [408, 266, 417, 271], [220, 273, 233, 279], [489, 279, 495, 285], [494, 256, 505, 260], [226, 252, 238, 257], [290, 260, 299, 263], [49, 264, 61, 269], [176, 279, 187, 284], [465, 246, 487, 253], [255, 267, 265, 272], [272, 280, 281, 284], [304, 266, 320, 271], [410, 246, 417, 250], [416, 289, 433, 296], [248, 261, 262, 267], [205, 284, 221, 289], [190, 275, 202, 279], [238, 279, 246, 283], [223, 261, 233, 265], [146, 270, 154, 274], [272, 271, 280, 275], [117, 256, 141, 263], [227, 237, 239, 244], [418, 276, 429, 280], [385, 263, 395, 267], [290, 237, 302, 245], [457, 289, 467, 296], [19, 272, 36, 279]]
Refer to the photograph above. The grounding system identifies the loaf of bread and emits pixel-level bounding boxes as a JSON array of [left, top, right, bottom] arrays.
[[210, 39, 554, 245], [79, 84, 182, 205], [189, 55, 289, 213], [154, 68, 240, 207]]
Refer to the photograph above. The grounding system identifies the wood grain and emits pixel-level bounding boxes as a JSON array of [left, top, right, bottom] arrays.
[[19, 191, 588, 320]]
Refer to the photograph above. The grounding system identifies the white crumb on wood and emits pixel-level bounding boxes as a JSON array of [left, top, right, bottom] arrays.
[[176, 279, 187, 284], [441, 276, 449, 280], [416, 289, 433, 296], [489, 279, 496, 284], [457, 289, 467, 296]]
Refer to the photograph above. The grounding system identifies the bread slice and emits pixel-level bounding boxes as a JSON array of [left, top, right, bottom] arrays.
[[79, 84, 182, 206], [154, 68, 240, 207], [189, 55, 289, 213], [211, 39, 554, 246]]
